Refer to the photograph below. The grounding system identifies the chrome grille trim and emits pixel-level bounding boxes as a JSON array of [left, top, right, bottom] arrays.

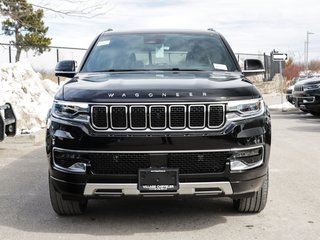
[[149, 105, 167, 130], [129, 106, 147, 130], [294, 85, 304, 91], [169, 105, 186, 129], [110, 106, 128, 130], [91, 106, 108, 129], [208, 104, 226, 129], [188, 105, 206, 129], [90, 102, 226, 132]]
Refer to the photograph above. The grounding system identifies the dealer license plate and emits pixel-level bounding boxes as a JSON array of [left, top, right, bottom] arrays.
[[138, 168, 179, 192]]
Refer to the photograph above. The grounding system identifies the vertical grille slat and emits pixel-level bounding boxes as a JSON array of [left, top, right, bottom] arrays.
[[130, 106, 147, 129], [169, 105, 186, 129], [91, 103, 225, 131], [189, 105, 205, 128], [208, 105, 225, 128], [150, 106, 166, 129], [91, 106, 108, 129], [110, 106, 127, 129]]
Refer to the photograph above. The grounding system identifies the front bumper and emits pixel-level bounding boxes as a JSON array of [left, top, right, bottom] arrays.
[[46, 111, 271, 200], [293, 89, 320, 112]]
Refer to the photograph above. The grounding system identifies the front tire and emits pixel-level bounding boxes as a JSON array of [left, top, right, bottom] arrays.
[[49, 174, 87, 215], [233, 172, 269, 213]]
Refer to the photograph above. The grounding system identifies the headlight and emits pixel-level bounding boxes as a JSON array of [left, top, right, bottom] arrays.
[[226, 99, 265, 121], [52, 100, 90, 122]]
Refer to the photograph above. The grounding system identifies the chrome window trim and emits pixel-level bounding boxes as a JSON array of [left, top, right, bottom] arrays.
[[91, 105, 108, 129], [110, 106, 128, 130], [188, 104, 206, 129], [208, 104, 226, 129], [149, 105, 167, 130], [129, 105, 147, 130], [169, 105, 186, 130]]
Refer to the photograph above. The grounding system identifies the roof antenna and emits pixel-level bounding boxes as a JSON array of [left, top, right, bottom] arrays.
[[207, 28, 215, 32]]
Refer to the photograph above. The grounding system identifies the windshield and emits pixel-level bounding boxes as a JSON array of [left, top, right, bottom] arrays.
[[81, 33, 238, 72]]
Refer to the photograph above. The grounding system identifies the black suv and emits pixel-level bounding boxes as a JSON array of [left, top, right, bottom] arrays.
[[293, 77, 320, 116], [47, 29, 271, 215]]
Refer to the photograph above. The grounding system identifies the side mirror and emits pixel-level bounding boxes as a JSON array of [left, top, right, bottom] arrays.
[[55, 60, 76, 78], [242, 59, 265, 75]]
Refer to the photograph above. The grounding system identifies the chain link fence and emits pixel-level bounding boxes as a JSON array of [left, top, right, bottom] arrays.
[[0, 43, 279, 81], [0, 43, 86, 72]]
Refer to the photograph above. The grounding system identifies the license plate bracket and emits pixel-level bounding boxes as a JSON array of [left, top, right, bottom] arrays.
[[138, 168, 179, 192]]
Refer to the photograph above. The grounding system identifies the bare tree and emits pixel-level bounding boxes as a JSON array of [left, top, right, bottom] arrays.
[[28, 0, 111, 18], [1, 0, 111, 19]]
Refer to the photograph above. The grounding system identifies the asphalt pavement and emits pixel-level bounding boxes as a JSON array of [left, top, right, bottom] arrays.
[[0, 109, 319, 240]]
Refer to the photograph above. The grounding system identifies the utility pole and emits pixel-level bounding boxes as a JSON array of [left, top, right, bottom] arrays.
[[306, 31, 314, 74]]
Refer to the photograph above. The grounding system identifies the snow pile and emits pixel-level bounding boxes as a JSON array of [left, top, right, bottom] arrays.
[[0, 61, 60, 133], [268, 101, 297, 111]]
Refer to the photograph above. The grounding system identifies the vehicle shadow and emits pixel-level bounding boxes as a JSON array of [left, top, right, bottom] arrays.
[[0, 146, 248, 236]]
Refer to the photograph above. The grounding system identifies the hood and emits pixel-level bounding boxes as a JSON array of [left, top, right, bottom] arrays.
[[295, 77, 320, 86], [56, 71, 260, 102]]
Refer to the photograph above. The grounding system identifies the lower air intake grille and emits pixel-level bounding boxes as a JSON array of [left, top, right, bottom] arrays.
[[87, 151, 231, 174], [167, 152, 231, 173], [90, 153, 150, 174]]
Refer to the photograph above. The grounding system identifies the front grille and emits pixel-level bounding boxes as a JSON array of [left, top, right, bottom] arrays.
[[110, 106, 127, 129], [91, 106, 108, 128], [87, 151, 231, 174], [189, 105, 205, 128], [208, 105, 224, 127], [91, 103, 225, 131], [294, 85, 304, 91], [169, 105, 186, 129], [130, 106, 147, 129], [150, 106, 166, 129]]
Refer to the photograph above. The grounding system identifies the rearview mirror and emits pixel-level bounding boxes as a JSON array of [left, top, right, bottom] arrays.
[[55, 60, 76, 78], [242, 59, 265, 76]]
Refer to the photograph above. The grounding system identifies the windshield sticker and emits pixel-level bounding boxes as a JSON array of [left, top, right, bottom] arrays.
[[213, 63, 228, 70], [97, 40, 111, 46], [155, 45, 169, 58]]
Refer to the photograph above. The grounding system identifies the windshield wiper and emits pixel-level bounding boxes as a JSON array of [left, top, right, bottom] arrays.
[[94, 69, 148, 72], [148, 68, 206, 71], [93, 68, 210, 72]]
